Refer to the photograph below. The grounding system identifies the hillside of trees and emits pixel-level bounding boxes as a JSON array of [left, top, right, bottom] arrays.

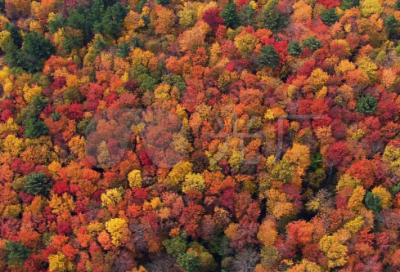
[[0, 0, 400, 271]]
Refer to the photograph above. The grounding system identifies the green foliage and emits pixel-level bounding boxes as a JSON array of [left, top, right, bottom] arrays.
[[385, 15, 399, 38], [25, 95, 49, 117], [287, 41, 302, 56], [63, 89, 84, 103], [356, 94, 377, 114], [365, 191, 382, 214], [302, 36, 322, 51], [320, 9, 339, 26], [257, 44, 280, 69], [93, 3, 129, 40], [157, 0, 172, 5], [136, 0, 147, 12], [163, 232, 188, 258], [67, 6, 95, 45], [221, 1, 240, 29], [341, 0, 360, 9], [48, 14, 67, 34], [397, 0, 400, 10], [259, 0, 288, 31], [117, 43, 131, 58], [208, 235, 233, 257], [5, 240, 30, 265], [4, 22, 23, 48], [23, 115, 49, 139], [24, 172, 52, 195], [239, 4, 255, 27], [50, 112, 61, 121], [177, 251, 201, 272]]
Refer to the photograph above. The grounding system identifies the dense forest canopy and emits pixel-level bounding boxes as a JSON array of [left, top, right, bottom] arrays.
[[0, 0, 399, 271]]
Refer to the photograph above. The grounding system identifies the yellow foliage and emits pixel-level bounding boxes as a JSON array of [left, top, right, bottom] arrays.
[[360, 0, 383, 17], [0, 31, 12, 51], [49, 193, 76, 215], [383, 145, 400, 174], [124, 11, 145, 33], [105, 218, 128, 246], [283, 143, 310, 176], [165, 161, 193, 189], [371, 186, 392, 209], [292, 0, 313, 23], [48, 252, 74, 272], [182, 173, 205, 193], [336, 174, 361, 191], [265, 189, 294, 219], [335, 59, 356, 74], [2, 134, 24, 156], [101, 188, 123, 207], [23, 84, 42, 103], [307, 68, 329, 90], [344, 216, 365, 236], [234, 33, 257, 55], [128, 170, 142, 189], [318, 235, 348, 268], [347, 185, 366, 212], [68, 136, 85, 159], [154, 84, 171, 100]]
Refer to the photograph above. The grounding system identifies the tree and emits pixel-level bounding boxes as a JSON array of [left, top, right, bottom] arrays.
[[302, 36, 322, 51], [239, 4, 255, 27], [257, 45, 280, 69], [341, 0, 360, 9], [221, 1, 240, 29], [24, 172, 52, 196], [177, 251, 201, 272], [385, 15, 398, 39], [5, 239, 30, 265], [202, 7, 225, 33], [23, 115, 48, 138], [356, 95, 377, 114], [287, 41, 302, 55], [21, 32, 56, 73], [365, 191, 382, 214], [259, 0, 288, 31], [157, 0, 172, 6], [94, 3, 129, 40], [320, 8, 339, 26]]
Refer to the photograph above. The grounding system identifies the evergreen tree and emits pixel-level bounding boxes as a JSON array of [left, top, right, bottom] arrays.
[[21, 32, 56, 73], [117, 43, 131, 58], [24, 172, 52, 196], [287, 41, 302, 56], [356, 95, 377, 114], [23, 115, 49, 139], [365, 191, 382, 214], [341, 0, 360, 9], [259, 0, 288, 32], [4, 22, 23, 48], [48, 14, 67, 34], [177, 252, 201, 272], [5, 240, 30, 265], [239, 4, 255, 27], [385, 15, 399, 39], [302, 36, 322, 51], [221, 1, 240, 29], [320, 9, 339, 26], [257, 45, 280, 69]]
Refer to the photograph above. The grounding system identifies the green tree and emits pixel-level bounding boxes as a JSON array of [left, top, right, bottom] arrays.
[[356, 94, 377, 114], [117, 42, 131, 58], [162, 232, 188, 258], [257, 45, 280, 69], [23, 115, 48, 139], [4, 22, 23, 48], [302, 36, 322, 51], [365, 191, 382, 214], [21, 32, 56, 73], [48, 14, 67, 34], [259, 0, 288, 31], [320, 9, 339, 26], [24, 172, 52, 195], [5, 240, 30, 265], [177, 251, 201, 272], [94, 3, 129, 40], [385, 15, 399, 38], [221, 1, 240, 29], [157, 0, 172, 5], [341, 0, 360, 9], [239, 4, 255, 27], [287, 41, 302, 56]]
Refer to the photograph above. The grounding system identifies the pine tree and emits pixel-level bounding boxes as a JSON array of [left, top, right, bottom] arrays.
[[257, 45, 280, 69], [221, 1, 240, 29], [24, 172, 52, 195], [287, 41, 302, 55], [5, 240, 30, 265], [320, 9, 339, 26]]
